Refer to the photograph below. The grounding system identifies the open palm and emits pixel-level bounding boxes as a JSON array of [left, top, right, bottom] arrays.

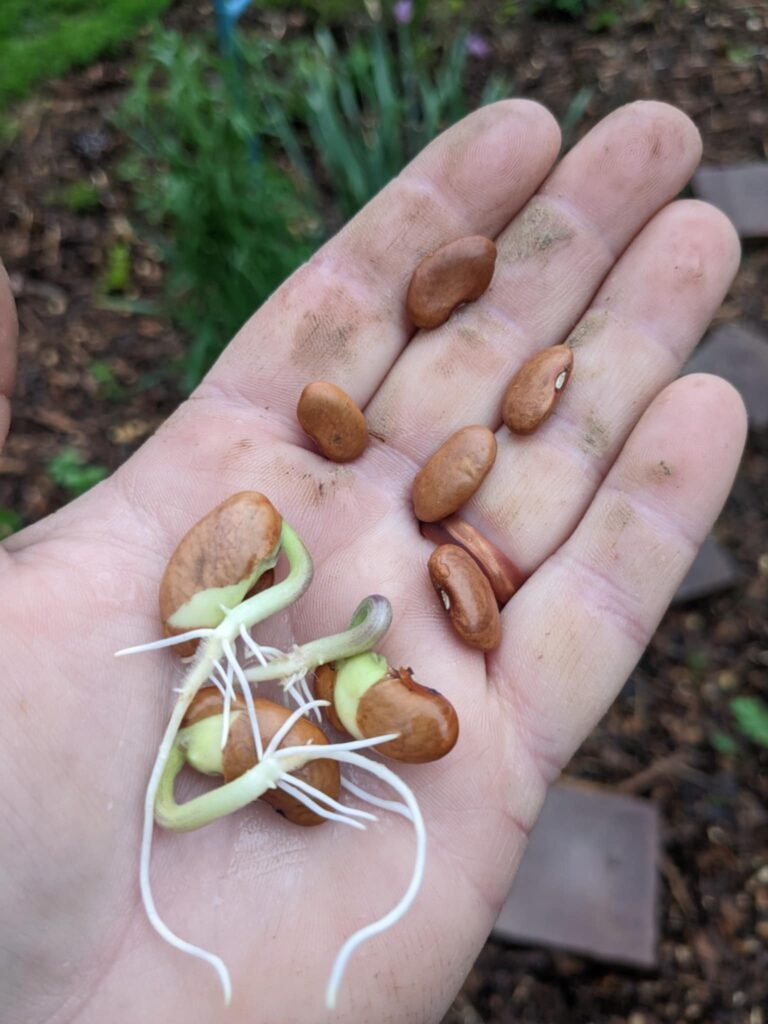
[[0, 100, 746, 1024]]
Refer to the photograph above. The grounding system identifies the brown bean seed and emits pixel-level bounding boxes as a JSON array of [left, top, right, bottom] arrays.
[[159, 492, 282, 657], [183, 691, 340, 827], [421, 516, 521, 605], [223, 700, 339, 826], [502, 345, 574, 435], [183, 687, 234, 727], [313, 663, 346, 733], [428, 544, 501, 651], [441, 516, 521, 604], [297, 381, 368, 462], [355, 668, 459, 763], [406, 236, 497, 329], [412, 425, 497, 522]]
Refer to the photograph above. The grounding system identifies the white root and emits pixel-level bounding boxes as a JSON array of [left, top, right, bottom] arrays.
[[342, 777, 411, 820], [239, 624, 271, 666], [264, 698, 326, 758], [271, 740, 426, 1011], [212, 659, 236, 750], [130, 521, 318, 1008], [115, 627, 215, 657], [277, 780, 367, 830], [284, 773, 377, 823], [138, 639, 233, 1005], [223, 638, 264, 763], [145, 721, 418, 1011]]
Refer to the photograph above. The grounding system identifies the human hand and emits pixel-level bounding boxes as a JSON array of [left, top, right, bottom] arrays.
[[0, 100, 746, 1024]]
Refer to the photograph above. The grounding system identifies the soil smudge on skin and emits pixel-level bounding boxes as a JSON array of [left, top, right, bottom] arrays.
[[581, 412, 611, 456], [433, 321, 507, 383], [567, 311, 609, 349], [498, 200, 575, 265], [603, 498, 635, 543], [291, 315, 356, 376]]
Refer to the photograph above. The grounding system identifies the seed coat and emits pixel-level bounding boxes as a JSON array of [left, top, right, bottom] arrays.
[[413, 425, 497, 522], [297, 381, 368, 462], [428, 544, 501, 650], [406, 236, 497, 329], [159, 493, 282, 657], [182, 691, 340, 827], [356, 668, 459, 763], [502, 345, 574, 435], [440, 516, 521, 604]]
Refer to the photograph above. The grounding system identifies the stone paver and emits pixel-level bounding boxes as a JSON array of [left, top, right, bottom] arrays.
[[673, 535, 740, 603], [493, 781, 659, 967], [683, 321, 768, 429], [692, 162, 768, 238]]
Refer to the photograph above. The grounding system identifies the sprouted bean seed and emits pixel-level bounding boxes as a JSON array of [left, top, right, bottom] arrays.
[[117, 493, 452, 1010]]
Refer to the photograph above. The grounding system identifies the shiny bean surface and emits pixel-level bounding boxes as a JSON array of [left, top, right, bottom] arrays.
[[412, 425, 497, 522], [297, 380, 368, 462], [159, 492, 281, 657], [428, 543, 501, 651], [356, 668, 459, 763], [502, 344, 574, 435], [406, 235, 497, 329]]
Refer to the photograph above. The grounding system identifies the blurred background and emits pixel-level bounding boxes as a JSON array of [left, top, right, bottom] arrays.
[[0, 1, 766, 1021]]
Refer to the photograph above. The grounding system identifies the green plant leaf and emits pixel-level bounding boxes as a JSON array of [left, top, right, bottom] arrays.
[[709, 731, 738, 756], [55, 180, 102, 212], [88, 360, 128, 400], [0, 507, 23, 540], [0, 0, 173, 106], [115, 19, 515, 388], [99, 241, 131, 295], [730, 697, 768, 749], [47, 448, 109, 497]]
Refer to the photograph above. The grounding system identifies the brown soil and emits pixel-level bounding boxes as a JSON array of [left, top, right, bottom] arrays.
[[1, 1, 766, 1021]]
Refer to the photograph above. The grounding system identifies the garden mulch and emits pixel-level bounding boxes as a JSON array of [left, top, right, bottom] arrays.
[[0, 1, 767, 1021]]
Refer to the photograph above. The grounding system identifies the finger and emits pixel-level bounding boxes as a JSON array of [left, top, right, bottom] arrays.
[[0, 264, 18, 452], [364, 101, 703, 452], [0, 395, 8, 452], [202, 101, 560, 418], [470, 199, 740, 573], [494, 374, 746, 780], [0, 263, 17, 397]]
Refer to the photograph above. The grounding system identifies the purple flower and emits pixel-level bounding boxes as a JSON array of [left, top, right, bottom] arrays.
[[465, 33, 491, 58], [394, 0, 413, 25]]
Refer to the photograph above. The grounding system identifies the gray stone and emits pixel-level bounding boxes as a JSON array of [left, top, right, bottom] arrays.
[[673, 535, 740, 603], [692, 162, 768, 237], [493, 781, 659, 968], [683, 321, 768, 429]]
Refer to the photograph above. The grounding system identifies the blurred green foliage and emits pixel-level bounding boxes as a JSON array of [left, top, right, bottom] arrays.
[[730, 696, 768, 749], [47, 448, 109, 496], [527, 0, 636, 30], [272, 24, 509, 219], [88, 360, 128, 400], [0, 507, 23, 540], [99, 241, 132, 294], [0, 0, 172, 108], [115, 30, 317, 390], [55, 180, 102, 212], [251, 0, 361, 16], [709, 731, 739, 756], [116, 15, 510, 387]]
